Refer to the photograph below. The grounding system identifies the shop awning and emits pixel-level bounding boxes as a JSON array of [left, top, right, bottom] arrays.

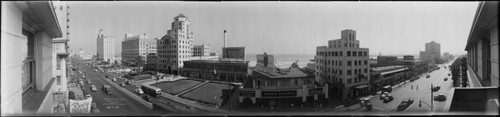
[[356, 84, 370, 89]]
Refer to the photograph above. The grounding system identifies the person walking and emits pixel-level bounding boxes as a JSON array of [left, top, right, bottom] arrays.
[[411, 85, 413, 90]]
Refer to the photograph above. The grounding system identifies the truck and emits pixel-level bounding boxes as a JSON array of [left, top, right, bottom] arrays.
[[141, 84, 162, 97]]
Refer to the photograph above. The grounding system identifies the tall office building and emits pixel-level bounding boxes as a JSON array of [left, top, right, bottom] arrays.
[[157, 14, 194, 74], [419, 41, 441, 64], [315, 29, 370, 100], [121, 33, 157, 63], [96, 29, 115, 63]]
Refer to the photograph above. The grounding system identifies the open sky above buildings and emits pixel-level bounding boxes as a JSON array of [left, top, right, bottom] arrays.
[[68, 1, 479, 57]]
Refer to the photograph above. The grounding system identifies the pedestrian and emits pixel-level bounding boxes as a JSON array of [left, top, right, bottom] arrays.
[[411, 85, 413, 90], [416, 86, 419, 90]]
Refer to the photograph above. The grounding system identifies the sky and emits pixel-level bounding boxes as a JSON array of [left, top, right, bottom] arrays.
[[68, 1, 479, 57]]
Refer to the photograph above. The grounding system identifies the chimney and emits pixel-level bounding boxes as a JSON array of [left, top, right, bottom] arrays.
[[223, 30, 227, 48]]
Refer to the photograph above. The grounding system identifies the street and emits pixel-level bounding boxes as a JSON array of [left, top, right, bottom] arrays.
[[330, 59, 456, 113], [72, 59, 163, 115]]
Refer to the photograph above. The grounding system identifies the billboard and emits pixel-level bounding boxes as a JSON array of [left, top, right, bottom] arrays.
[[403, 55, 414, 60], [222, 47, 245, 59], [69, 97, 92, 113]]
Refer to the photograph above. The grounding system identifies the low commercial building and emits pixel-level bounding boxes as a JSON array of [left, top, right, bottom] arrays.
[[238, 53, 328, 108], [181, 60, 249, 83], [369, 65, 410, 91]]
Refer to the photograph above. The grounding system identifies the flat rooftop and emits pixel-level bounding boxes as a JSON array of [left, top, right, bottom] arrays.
[[254, 68, 313, 78], [370, 65, 405, 72]]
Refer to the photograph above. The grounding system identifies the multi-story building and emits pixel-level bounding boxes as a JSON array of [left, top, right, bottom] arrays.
[[445, 1, 498, 113], [144, 53, 158, 72], [419, 41, 441, 64], [238, 53, 328, 108], [369, 65, 410, 91], [52, 1, 70, 94], [2, 1, 64, 115], [158, 14, 195, 74], [377, 56, 397, 66], [121, 33, 157, 64], [315, 29, 370, 100], [96, 29, 115, 63], [193, 44, 210, 56]]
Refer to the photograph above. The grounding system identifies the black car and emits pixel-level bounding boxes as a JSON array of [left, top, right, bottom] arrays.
[[426, 75, 430, 78], [396, 99, 414, 111], [143, 95, 152, 102], [432, 86, 441, 92], [106, 75, 110, 78], [383, 95, 394, 103]]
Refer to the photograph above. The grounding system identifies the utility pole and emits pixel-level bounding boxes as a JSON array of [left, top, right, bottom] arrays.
[[431, 84, 434, 111]]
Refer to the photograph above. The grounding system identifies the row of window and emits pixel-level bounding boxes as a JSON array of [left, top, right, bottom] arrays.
[[255, 78, 313, 87], [317, 51, 368, 57], [317, 66, 368, 75]]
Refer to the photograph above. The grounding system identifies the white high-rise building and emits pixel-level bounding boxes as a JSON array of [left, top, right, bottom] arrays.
[[158, 14, 194, 74], [97, 29, 115, 63], [121, 33, 157, 63], [315, 29, 371, 100]]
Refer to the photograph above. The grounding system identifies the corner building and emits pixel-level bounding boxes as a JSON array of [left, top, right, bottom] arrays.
[[158, 14, 194, 74], [315, 29, 370, 100]]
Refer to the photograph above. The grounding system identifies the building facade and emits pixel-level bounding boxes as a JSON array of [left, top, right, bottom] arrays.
[[238, 53, 328, 108], [121, 33, 157, 64], [157, 14, 194, 74], [2, 1, 63, 115], [315, 29, 370, 100], [377, 56, 398, 66], [193, 44, 210, 56], [419, 41, 441, 64], [182, 60, 249, 83], [464, 1, 498, 87], [52, 1, 70, 94], [144, 53, 158, 72], [96, 29, 115, 63]]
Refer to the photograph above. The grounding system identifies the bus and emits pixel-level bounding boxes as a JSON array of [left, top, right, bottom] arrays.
[[141, 84, 162, 97]]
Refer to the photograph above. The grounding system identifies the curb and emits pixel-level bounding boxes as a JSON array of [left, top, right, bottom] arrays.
[[103, 78, 153, 109]]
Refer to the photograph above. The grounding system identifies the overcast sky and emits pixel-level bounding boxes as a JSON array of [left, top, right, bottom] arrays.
[[68, 1, 479, 56]]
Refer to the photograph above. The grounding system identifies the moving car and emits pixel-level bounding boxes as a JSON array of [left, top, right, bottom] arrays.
[[383, 94, 394, 103], [102, 85, 112, 95], [432, 86, 441, 92], [448, 73, 451, 76], [86, 93, 92, 99], [106, 75, 110, 78], [396, 99, 414, 111], [135, 88, 144, 95], [444, 78, 448, 81], [90, 85, 98, 92], [112, 78, 117, 82], [120, 82, 126, 87], [87, 79, 92, 84], [435, 94, 447, 101], [380, 92, 389, 100], [426, 75, 430, 78]]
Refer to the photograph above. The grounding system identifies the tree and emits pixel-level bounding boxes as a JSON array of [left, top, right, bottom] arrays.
[[450, 57, 462, 87], [460, 57, 468, 87], [135, 56, 145, 71]]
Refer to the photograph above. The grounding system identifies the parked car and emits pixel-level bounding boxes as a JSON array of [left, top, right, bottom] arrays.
[[135, 88, 144, 95], [432, 86, 441, 92], [143, 95, 152, 102], [112, 78, 117, 82], [120, 82, 126, 87], [397, 99, 414, 111], [105, 75, 110, 78], [90, 85, 98, 92], [448, 73, 451, 76], [426, 75, 430, 78], [435, 94, 447, 101], [380, 92, 389, 100], [444, 78, 448, 81], [87, 79, 92, 84]]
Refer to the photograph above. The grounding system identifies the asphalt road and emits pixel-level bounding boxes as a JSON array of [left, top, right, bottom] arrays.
[[366, 60, 455, 113], [72, 59, 163, 115]]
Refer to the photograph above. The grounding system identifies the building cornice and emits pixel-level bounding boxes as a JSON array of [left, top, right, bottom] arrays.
[[15, 1, 62, 38]]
